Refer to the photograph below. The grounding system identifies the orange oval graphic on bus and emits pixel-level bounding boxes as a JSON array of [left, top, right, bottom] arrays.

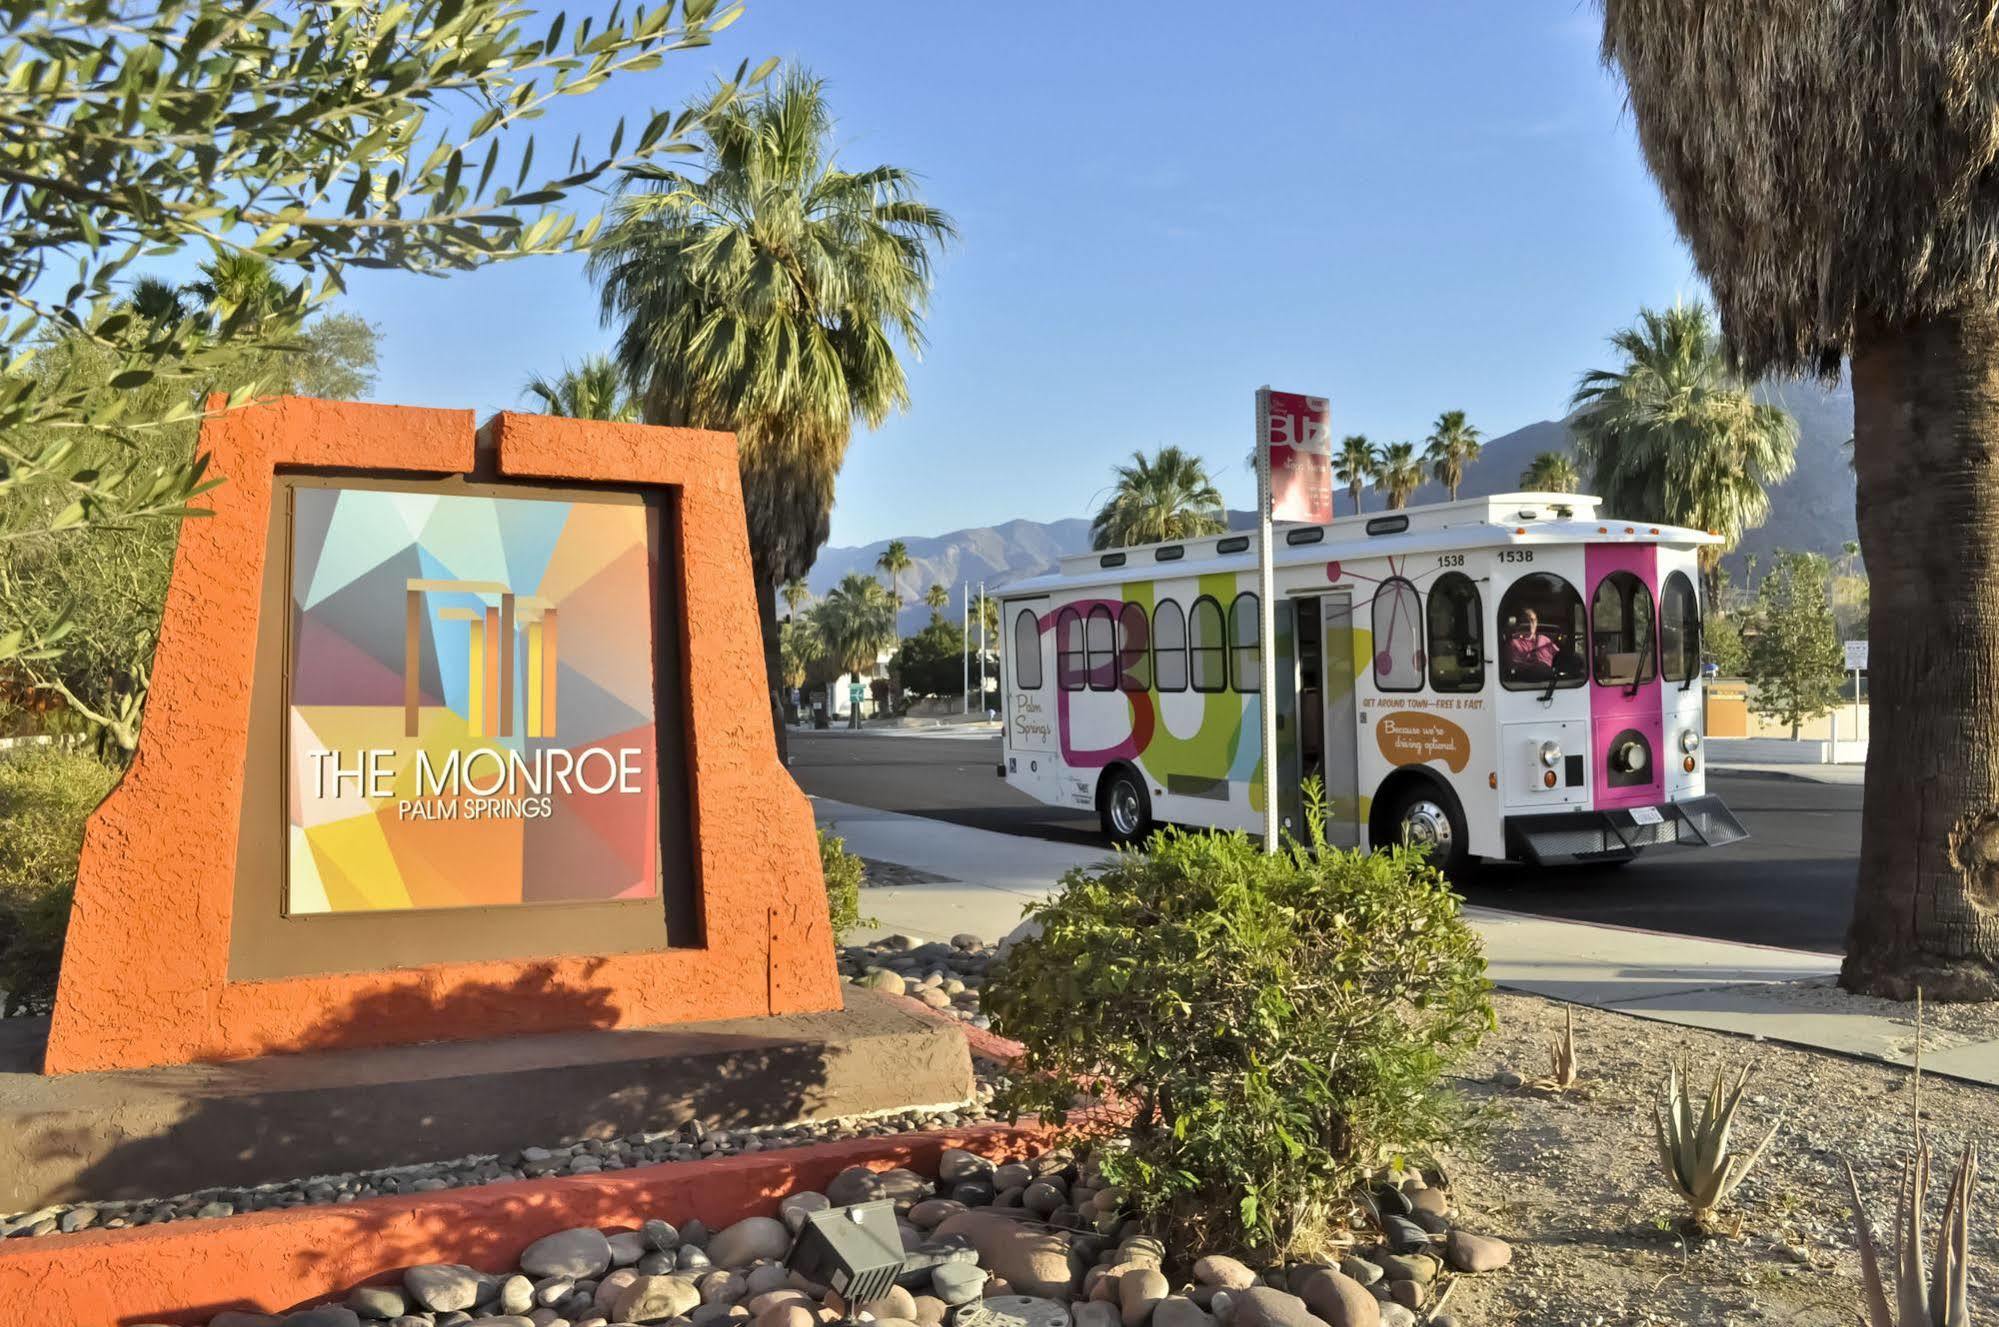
[[1376, 712, 1471, 773]]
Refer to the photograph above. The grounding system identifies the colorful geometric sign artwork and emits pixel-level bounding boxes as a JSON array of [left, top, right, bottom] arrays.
[[286, 486, 661, 914]]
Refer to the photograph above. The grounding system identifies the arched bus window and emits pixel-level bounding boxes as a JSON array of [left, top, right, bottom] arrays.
[[1591, 571, 1657, 687], [1013, 608, 1042, 690], [1229, 592, 1260, 692], [1426, 572, 1484, 693], [1118, 602, 1151, 692], [1085, 605, 1117, 691], [1190, 595, 1228, 692], [1055, 606, 1085, 692], [1371, 577, 1423, 692], [1498, 573, 1587, 690], [1153, 599, 1188, 692], [1659, 571, 1700, 684]]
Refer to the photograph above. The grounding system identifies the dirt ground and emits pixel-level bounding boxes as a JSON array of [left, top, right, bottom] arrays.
[[1431, 991, 1996, 1326]]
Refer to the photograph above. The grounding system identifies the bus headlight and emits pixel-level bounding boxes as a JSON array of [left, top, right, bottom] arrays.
[[1679, 729, 1700, 754], [1539, 740, 1562, 768]]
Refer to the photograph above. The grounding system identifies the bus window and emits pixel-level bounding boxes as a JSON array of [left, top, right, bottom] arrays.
[[1371, 577, 1423, 692], [1085, 605, 1116, 691], [1118, 602, 1151, 692], [1229, 592, 1260, 692], [1190, 596, 1227, 692], [1498, 573, 1586, 690], [1592, 571, 1657, 686], [1013, 608, 1042, 690], [1660, 571, 1699, 683], [1426, 572, 1483, 693], [1056, 606, 1085, 692], [1154, 600, 1188, 692]]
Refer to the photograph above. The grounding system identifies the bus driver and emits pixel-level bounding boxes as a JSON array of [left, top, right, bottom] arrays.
[[1504, 607, 1562, 680]]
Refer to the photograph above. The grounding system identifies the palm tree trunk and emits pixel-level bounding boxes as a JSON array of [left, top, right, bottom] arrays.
[[755, 574, 789, 764], [1843, 311, 1999, 1000]]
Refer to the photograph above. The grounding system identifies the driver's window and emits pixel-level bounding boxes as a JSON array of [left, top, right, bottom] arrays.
[[1497, 572, 1586, 691], [1426, 572, 1484, 693]]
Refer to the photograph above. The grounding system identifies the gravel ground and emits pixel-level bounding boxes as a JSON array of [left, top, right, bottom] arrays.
[[1434, 990, 1999, 1326]]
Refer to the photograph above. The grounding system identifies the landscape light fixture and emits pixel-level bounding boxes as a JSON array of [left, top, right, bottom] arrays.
[[786, 1199, 906, 1306]]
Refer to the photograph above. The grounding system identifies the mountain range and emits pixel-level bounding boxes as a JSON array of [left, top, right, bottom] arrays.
[[807, 378, 1858, 634]]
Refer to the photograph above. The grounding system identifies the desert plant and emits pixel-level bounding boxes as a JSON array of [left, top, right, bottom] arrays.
[[986, 800, 1493, 1259], [1653, 1060, 1783, 1231], [0, 748, 120, 1015], [1847, 1139, 1976, 1327], [1533, 1007, 1583, 1092], [818, 827, 871, 945]]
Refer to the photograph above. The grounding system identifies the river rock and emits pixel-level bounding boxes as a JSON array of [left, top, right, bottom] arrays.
[[827, 1165, 888, 1205], [1373, 1254, 1437, 1286], [643, 1220, 680, 1253], [1118, 1268, 1169, 1327], [700, 1270, 749, 1303], [404, 1265, 484, 1314], [1376, 1306, 1416, 1327], [1192, 1257, 1256, 1292], [780, 1192, 831, 1234], [932, 1211, 1081, 1299], [613, 1274, 702, 1323], [1152, 1296, 1214, 1327], [908, 1198, 966, 1230], [521, 1228, 613, 1279], [281, 1310, 360, 1327], [756, 1306, 816, 1327], [346, 1286, 407, 1320], [930, 1262, 988, 1305], [608, 1231, 648, 1268], [1023, 1179, 1067, 1216], [1335, 1258, 1380, 1288], [1228, 1288, 1327, 1327], [1444, 1229, 1512, 1272], [1292, 1267, 1377, 1327], [1386, 1281, 1425, 1312], [594, 1270, 640, 1314], [1072, 1304, 1121, 1327], [1407, 1188, 1448, 1218], [939, 1149, 995, 1182], [711, 1218, 791, 1269], [857, 969, 906, 996]]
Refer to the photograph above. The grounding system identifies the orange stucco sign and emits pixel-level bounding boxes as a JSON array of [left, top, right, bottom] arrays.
[[44, 399, 841, 1074]]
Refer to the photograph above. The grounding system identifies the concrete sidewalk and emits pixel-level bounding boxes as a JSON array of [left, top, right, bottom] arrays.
[[1708, 737, 1866, 785], [811, 796, 1997, 1088]]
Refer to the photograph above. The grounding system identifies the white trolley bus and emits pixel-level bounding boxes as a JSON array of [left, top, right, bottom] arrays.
[[997, 493, 1747, 872]]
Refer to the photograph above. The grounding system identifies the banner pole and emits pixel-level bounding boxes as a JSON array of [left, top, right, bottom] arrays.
[[1256, 386, 1280, 855]]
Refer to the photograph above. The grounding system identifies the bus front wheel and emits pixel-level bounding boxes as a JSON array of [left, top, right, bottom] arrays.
[[1388, 786, 1470, 877], [1099, 767, 1153, 846]]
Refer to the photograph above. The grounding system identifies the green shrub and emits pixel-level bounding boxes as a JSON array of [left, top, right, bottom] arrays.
[[0, 747, 118, 1016], [819, 826, 872, 945], [986, 809, 1493, 1260]]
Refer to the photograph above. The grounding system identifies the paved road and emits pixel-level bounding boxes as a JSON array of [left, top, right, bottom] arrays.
[[787, 730, 1861, 954]]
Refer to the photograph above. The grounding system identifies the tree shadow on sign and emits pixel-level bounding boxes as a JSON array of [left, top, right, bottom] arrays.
[[16, 965, 845, 1325]]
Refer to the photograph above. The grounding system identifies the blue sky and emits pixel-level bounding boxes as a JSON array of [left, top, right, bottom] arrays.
[[327, 0, 1700, 547]]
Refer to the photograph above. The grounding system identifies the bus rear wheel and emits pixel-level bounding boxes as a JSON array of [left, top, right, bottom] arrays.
[[1099, 767, 1153, 846], [1388, 786, 1470, 877]]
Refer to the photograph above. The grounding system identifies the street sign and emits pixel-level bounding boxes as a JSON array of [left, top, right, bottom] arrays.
[[1260, 389, 1334, 524], [1844, 640, 1869, 671]]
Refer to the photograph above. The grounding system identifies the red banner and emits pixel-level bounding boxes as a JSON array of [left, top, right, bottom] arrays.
[[1261, 389, 1333, 524]]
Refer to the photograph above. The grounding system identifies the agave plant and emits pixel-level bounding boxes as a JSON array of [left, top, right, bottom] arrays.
[[1848, 1141, 1977, 1327], [1533, 1007, 1583, 1092], [1653, 1060, 1783, 1231]]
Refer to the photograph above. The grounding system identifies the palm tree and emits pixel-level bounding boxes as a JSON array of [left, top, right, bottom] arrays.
[[817, 572, 899, 727], [1090, 446, 1227, 550], [922, 583, 949, 624], [779, 576, 812, 618], [1376, 442, 1425, 510], [186, 252, 291, 329], [523, 354, 636, 421], [1599, 6, 1999, 999], [129, 276, 191, 328], [590, 67, 955, 745], [1423, 410, 1484, 500], [779, 614, 823, 693], [876, 539, 913, 613], [1520, 451, 1581, 493], [1568, 304, 1797, 599], [1335, 434, 1379, 515]]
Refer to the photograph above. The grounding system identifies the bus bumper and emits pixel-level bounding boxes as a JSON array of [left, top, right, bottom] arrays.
[[1504, 795, 1749, 865]]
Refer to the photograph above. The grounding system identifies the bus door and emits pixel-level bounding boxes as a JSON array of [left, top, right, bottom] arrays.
[[1283, 593, 1360, 848]]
